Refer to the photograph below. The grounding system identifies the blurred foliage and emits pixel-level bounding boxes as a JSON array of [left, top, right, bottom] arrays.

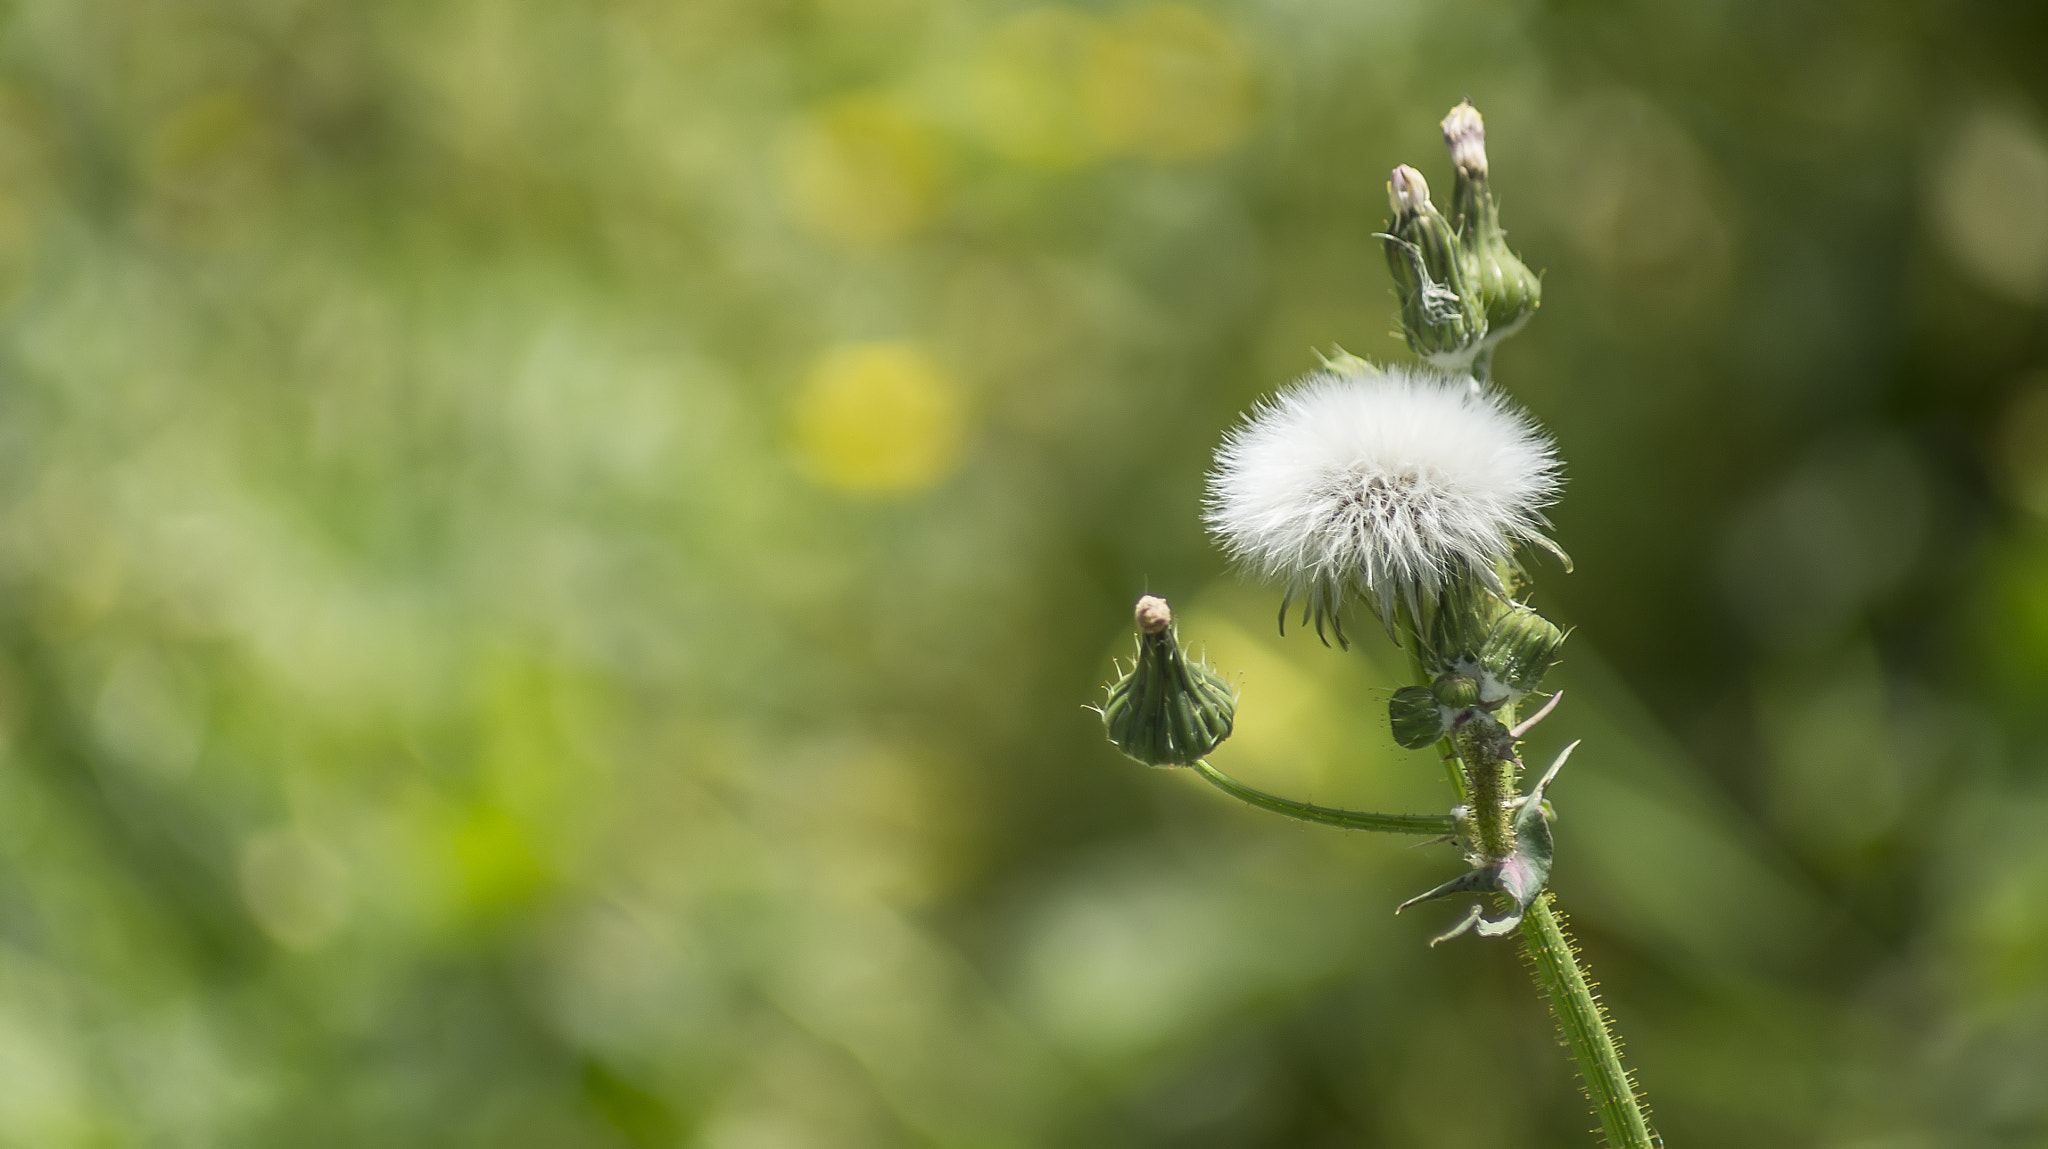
[[0, 0, 2044, 1145]]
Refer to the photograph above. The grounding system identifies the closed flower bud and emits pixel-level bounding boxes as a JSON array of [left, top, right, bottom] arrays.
[[1479, 606, 1566, 694], [1442, 100, 1487, 178], [1425, 575, 1514, 667], [1431, 672, 1480, 708], [1389, 685, 1448, 750], [1102, 596, 1237, 767], [1383, 165, 1486, 367], [1389, 164, 1432, 217], [1441, 101, 1542, 345]]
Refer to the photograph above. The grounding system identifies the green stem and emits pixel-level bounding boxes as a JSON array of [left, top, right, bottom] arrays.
[[1190, 761, 1454, 836], [1457, 722, 1518, 863], [1520, 894, 1657, 1149], [1413, 616, 1651, 1144]]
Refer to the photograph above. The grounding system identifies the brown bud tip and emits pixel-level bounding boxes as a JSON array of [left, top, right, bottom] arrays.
[[1134, 595, 1173, 634], [1441, 100, 1487, 176], [1388, 165, 1431, 217]]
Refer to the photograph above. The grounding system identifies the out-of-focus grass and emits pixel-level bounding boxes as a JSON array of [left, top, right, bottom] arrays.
[[0, 1, 2043, 1145]]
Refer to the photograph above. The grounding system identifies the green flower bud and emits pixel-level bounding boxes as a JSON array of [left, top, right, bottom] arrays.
[[1441, 101, 1542, 345], [1431, 672, 1480, 708], [1478, 606, 1566, 694], [1388, 685, 1448, 750], [1382, 165, 1486, 367], [1102, 596, 1236, 767]]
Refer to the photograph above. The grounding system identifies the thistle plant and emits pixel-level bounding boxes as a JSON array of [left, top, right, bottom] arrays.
[[1097, 101, 1658, 1148]]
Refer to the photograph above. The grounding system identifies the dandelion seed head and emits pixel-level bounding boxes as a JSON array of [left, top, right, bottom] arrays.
[[1204, 361, 1561, 633]]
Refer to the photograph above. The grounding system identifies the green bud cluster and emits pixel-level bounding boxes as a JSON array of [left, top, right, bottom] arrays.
[[1102, 596, 1237, 767], [1400, 574, 1568, 732], [1386, 669, 1492, 750], [1379, 102, 1543, 372]]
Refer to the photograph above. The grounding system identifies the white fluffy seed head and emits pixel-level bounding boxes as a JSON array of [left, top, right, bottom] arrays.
[[1204, 361, 1562, 637]]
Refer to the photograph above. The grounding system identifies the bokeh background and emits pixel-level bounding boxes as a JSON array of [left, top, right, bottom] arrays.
[[0, 0, 2045, 1145]]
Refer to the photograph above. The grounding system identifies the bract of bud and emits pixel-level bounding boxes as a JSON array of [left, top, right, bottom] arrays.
[[1478, 606, 1566, 695], [1389, 685, 1448, 750], [1431, 672, 1480, 708], [1382, 166, 1486, 366], [1102, 597, 1237, 767], [1424, 575, 1512, 669], [1463, 212, 1542, 343], [1442, 103, 1541, 345]]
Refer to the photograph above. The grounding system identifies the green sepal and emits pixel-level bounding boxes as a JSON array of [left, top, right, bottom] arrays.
[[1388, 686, 1447, 750]]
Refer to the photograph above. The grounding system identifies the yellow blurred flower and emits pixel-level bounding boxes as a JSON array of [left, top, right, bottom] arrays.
[[780, 94, 945, 246], [969, 5, 1254, 170], [970, 8, 1113, 170], [1086, 5, 1255, 162], [792, 342, 967, 494]]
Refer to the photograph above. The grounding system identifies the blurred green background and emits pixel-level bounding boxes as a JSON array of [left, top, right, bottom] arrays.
[[0, 0, 2046, 1145]]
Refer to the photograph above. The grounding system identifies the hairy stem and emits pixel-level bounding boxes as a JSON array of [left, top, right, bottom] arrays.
[[1519, 894, 1657, 1148], [1190, 761, 1455, 835], [1430, 676, 1652, 1144], [1455, 722, 1518, 863]]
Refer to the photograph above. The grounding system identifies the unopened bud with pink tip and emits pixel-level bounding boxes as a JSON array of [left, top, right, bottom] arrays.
[[1388, 164, 1432, 219], [1100, 595, 1237, 767], [1134, 594, 1173, 634], [1440, 100, 1541, 347], [1442, 100, 1488, 178], [1382, 165, 1485, 366]]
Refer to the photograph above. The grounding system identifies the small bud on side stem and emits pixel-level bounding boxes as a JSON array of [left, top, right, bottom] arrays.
[[1102, 596, 1236, 767]]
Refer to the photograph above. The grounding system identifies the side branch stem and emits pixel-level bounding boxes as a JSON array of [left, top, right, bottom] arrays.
[[1190, 761, 1455, 836], [1520, 894, 1657, 1149]]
